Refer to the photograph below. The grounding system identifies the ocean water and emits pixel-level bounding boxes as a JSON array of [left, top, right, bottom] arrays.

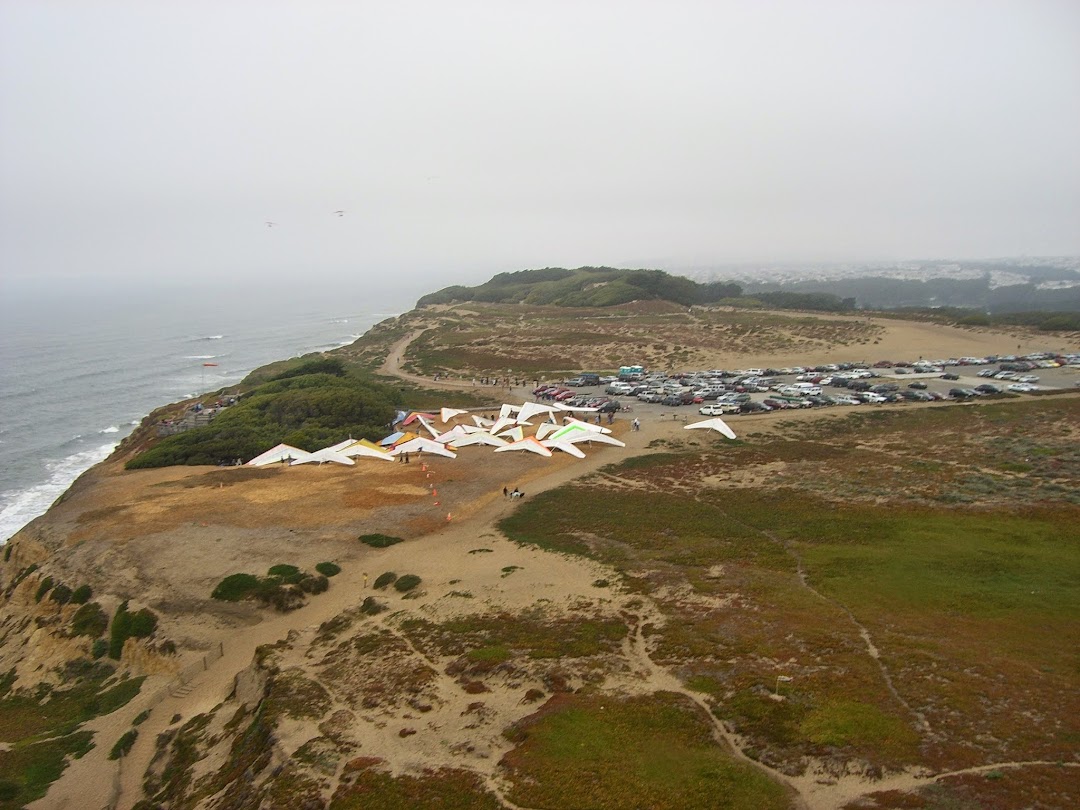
[[0, 276, 416, 543]]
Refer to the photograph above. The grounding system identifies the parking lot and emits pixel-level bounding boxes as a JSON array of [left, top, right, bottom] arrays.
[[533, 352, 1080, 422]]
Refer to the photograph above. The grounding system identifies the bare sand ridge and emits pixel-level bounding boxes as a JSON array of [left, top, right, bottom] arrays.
[[19, 314, 1079, 810]]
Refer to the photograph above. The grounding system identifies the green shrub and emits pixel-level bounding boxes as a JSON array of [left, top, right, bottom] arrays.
[[298, 575, 329, 595], [212, 573, 261, 601], [109, 602, 131, 659], [3, 544, 11, 562], [394, 574, 422, 593], [373, 572, 397, 590], [108, 603, 157, 659], [315, 562, 341, 577], [129, 609, 157, 638], [360, 597, 386, 615], [359, 534, 403, 548], [0, 780, 18, 800], [254, 584, 305, 612], [108, 729, 138, 760], [50, 584, 74, 605], [267, 564, 301, 579], [35, 577, 54, 602], [71, 584, 92, 604], [91, 639, 108, 659], [71, 602, 109, 638]]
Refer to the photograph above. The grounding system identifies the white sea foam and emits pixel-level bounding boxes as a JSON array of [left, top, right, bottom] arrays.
[[184, 355, 218, 360], [0, 443, 117, 544], [99, 426, 120, 434]]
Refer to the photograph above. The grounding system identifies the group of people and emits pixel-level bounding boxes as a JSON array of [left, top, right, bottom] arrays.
[[503, 486, 524, 500]]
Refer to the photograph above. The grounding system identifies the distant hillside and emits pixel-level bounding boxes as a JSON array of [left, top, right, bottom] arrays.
[[416, 267, 836, 309]]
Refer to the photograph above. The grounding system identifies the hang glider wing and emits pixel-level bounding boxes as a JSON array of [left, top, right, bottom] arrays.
[[291, 447, 355, 466], [684, 418, 737, 440], [493, 437, 553, 457], [440, 407, 468, 423], [245, 443, 313, 466], [390, 437, 457, 458], [540, 439, 586, 458], [339, 440, 395, 461]]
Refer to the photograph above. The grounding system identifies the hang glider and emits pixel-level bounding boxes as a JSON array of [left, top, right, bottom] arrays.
[[448, 431, 508, 448], [339, 439, 395, 461], [493, 437, 553, 457], [291, 447, 355, 466], [540, 439, 586, 458], [517, 402, 560, 423], [684, 417, 737, 440], [390, 437, 457, 458], [245, 443, 312, 466]]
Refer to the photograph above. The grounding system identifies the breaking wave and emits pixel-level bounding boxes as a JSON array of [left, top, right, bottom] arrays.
[[0, 443, 118, 544]]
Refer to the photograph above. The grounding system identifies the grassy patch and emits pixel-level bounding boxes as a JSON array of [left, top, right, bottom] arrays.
[[500, 484, 792, 572], [329, 767, 503, 810], [315, 561, 341, 577], [799, 700, 920, 758], [108, 729, 138, 760], [0, 731, 93, 809], [502, 692, 789, 809], [359, 534, 403, 548], [0, 671, 143, 808], [402, 614, 627, 660]]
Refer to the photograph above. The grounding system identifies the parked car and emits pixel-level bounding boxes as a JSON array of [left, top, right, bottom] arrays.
[[738, 401, 771, 413], [699, 403, 737, 415], [1007, 383, 1036, 393], [941, 373, 960, 380], [661, 395, 684, 406], [974, 384, 1002, 394], [1017, 375, 1040, 383], [597, 400, 621, 413]]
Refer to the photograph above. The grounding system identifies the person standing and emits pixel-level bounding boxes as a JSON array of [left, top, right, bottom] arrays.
[[632, 417, 640, 431]]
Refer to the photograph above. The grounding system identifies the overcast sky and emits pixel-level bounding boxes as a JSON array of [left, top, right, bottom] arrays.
[[1, 0, 1078, 291]]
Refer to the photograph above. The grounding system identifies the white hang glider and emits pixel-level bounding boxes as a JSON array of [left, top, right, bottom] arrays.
[[390, 437, 457, 458], [493, 437, 553, 457], [245, 443, 313, 466], [291, 447, 356, 466], [540, 439, 586, 458], [440, 407, 468, 423], [684, 417, 737, 440], [448, 431, 508, 448]]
